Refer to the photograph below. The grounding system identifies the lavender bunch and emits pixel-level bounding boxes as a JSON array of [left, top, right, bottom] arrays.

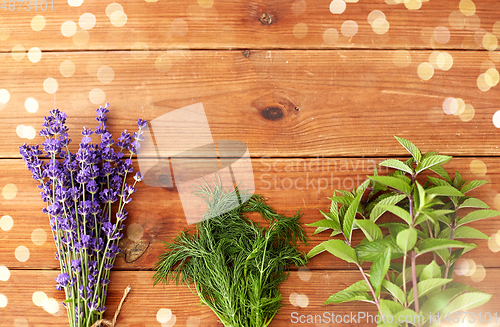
[[19, 104, 146, 327]]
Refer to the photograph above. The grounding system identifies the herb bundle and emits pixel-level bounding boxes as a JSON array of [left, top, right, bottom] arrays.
[[154, 183, 308, 327], [308, 136, 497, 326], [19, 105, 146, 327]]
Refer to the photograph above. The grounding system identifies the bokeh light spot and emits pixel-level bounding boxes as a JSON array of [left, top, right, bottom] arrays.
[[492, 110, 500, 128], [453, 98, 466, 116], [73, 29, 90, 46], [367, 10, 385, 25], [293, 23, 308, 39], [323, 28, 339, 44], [329, 0, 346, 15], [341, 20, 358, 37], [3, 184, 17, 200], [459, 0, 476, 16], [460, 104, 475, 122], [23, 126, 36, 139], [106, 3, 123, 17], [291, 0, 307, 15], [470, 159, 487, 176], [0, 89, 10, 104], [15, 245, 30, 262], [61, 21, 77, 37], [28, 47, 42, 63], [31, 228, 47, 246], [25, 97, 39, 113], [157, 308, 173, 323], [442, 97, 458, 115], [89, 88, 105, 104], [60, 60, 76, 77], [477, 73, 491, 92], [79, 13, 96, 30], [0, 215, 13, 231], [454, 258, 469, 275], [393, 50, 411, 67], [155, 54, 172, 72], [68, 0, 84, 7], [0, 266, 10, 281], [417, 62, 434, 80], [110, 11, 127, 27], [433, 26, 450, 44], [171, 18, 188, 36], [0, 294, 7, 307], [43, 298, 59, 314], [12, 45, 25, 61], [298, 266, 312, 281], [31, 15, 46, 32], [483, 33, 498, 51], [43, 77, 58, 94], [97, 66, 114, 84], [32, 291, 48, 306], [127, 223, 144, 241], [197, 0, 213, 9], [296, 294, 309, 308], [449, 11, 465, 29], [372, 18, 389, 35], [470, 264, 486, 283]]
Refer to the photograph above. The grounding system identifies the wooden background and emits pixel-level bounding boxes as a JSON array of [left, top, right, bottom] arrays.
[[1, 0, 500, 326]]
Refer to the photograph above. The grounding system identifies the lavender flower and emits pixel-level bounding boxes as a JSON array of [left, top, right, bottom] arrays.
[[20, 104, 146, 327]]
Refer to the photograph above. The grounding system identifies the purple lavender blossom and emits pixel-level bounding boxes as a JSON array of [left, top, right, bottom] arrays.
[[19, 104, 146, 327]]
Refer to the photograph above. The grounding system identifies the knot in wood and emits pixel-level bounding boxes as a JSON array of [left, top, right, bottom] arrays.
[[259, 12, 273, 25]]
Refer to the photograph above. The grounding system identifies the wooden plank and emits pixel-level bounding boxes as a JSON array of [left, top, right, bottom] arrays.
[[1, 0, 500, 50], [2, 157, 500, 270], [1, 50, 500, 158], [0, 269, 498, 326]]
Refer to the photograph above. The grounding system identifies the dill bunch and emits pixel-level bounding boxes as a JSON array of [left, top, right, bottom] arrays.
[[153, 183, 308, 327]]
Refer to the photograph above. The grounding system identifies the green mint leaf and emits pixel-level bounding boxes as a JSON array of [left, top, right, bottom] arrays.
[[354, 219, 383, 242], [416, 239, 476, 256], [459, 197, 489, 209], [343, 190, 364, 243], [378, 204, 412, 225], [369, 194, 406, 222], [407, 278, 453, 305], [379, 159, 414, 175], [307, 243, 325, 259], [370, 175, 411, 195], [394, 136, 422, 163], [420, 283, 471, 318], [420, 260, 442, 281], [396, 228, 417, 252], [460, 179, 488, 194], [426, 185, 464, 197], [441, 292, 492, 317], [415, 155, 452, 174], [322, 239, 357, 264], [457, 209, 500, 226], [370, 247, 391, 298], [429, 164, 451, 182], [382, 279, 407, 305]]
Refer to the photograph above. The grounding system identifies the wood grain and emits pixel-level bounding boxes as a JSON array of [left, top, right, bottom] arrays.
[[0, 269, 498, 326], [0, 0, 499, 51], [1, 50, 500, 158], [2, 158, 499, 270]]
